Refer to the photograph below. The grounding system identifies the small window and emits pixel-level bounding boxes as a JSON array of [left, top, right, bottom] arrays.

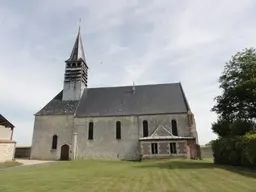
[[151, 143, 158, 154], [170, 143, 177, 154], [143, 120, 148, 137], [78, 62, 81, 67], [67, 64, 71, 68], [51, 135, 58, 150], [116, 121, 121, 139], [172, 120, 178, 136], [88, 122, 94, 140]]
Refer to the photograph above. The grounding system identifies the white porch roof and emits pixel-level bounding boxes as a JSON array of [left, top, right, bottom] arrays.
[[139, 125, 195, 141]]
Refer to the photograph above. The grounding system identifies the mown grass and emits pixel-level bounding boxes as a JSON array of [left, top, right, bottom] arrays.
[[0, 159, 255, 192], [0, 161, 22, 169]]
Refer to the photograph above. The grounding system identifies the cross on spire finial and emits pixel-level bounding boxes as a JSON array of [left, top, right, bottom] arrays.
[[78, 18, 81, 33]]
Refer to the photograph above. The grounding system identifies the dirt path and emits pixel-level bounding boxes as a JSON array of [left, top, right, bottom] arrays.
[[0, 159, 56, 171], [16, 159, 55, 166]]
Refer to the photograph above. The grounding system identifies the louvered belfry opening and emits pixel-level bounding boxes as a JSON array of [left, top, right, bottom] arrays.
[[64, 61, 88, 87]]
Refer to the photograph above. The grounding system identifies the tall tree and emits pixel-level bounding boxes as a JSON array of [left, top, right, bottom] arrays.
[[212, 48, 256, 121]]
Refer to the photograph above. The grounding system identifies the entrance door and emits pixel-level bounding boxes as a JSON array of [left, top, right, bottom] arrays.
[[60, 144, 70, 160]]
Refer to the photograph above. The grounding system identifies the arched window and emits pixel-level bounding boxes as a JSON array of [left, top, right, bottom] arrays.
[[172, 120, 178, 136], [88, 122, 94, 140], [116, 121, 121, 139], [52, 135, 58, 149], [143, 120, 148, 137]]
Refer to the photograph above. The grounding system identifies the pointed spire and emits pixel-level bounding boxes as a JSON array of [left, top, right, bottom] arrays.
[[66, 21, 86, 63]]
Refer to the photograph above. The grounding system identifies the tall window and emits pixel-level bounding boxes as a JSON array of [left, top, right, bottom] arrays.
[[88, 122, 94, 140], [51, 135, 58, 150], [151, 143, 158, 154], [171, 120, 178, 136], [170, 143, 177, 154], [143, 120, 148, 137], [116, 121, 121, 139]]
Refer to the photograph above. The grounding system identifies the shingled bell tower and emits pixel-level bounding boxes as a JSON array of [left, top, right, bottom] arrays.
[[62, 27, 88, 101]]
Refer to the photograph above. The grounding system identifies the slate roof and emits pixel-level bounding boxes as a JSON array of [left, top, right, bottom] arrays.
[[35, 91, 79, 116], [0, 114, 15, 128], [36, 82, 190, 117], [65, 27, 86, 63], [76, 82, 189, 117]]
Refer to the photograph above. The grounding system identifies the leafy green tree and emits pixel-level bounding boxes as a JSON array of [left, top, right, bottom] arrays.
[[211, 118, 255, 137], [212, 48, 256, 121], [211, 118, 231, 137], [205, 140, 215, 146]]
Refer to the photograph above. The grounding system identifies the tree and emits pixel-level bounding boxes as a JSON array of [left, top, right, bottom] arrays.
[[205, 140, 215, 146], [212, 118, 255, 137], [212, 48, 256, 121], [211, 118, 231, 137]]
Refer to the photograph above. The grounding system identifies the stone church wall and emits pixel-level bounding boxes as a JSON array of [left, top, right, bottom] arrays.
[[74, 116, 140, 160], [30, 113, 191, 161], [74, 113, 190, 161], [30, 115, 74, 160], [138, 114, 190, 137]]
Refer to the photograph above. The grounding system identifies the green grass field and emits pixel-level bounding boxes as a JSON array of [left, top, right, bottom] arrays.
[[0, 161, 22, 169], [0, 159, 255, 192]]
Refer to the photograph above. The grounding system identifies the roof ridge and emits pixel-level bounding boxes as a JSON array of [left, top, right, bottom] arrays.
[[87, 82, 180, 90]]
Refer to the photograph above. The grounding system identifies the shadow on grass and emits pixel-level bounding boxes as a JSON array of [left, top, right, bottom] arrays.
[[134, 160, 256, 179]]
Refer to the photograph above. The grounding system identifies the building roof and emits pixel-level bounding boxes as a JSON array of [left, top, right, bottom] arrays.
[[0, 114, 15, 128], [65, 27, 86, 63], [75, 82, 189, 117], [35, 91, 79, 116], [36, 82, 190, 117]]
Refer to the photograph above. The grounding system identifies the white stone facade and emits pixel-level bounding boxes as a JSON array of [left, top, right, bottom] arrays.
[[30, 113, 197, 161]]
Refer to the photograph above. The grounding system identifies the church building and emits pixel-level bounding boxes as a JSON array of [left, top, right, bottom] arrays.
[[30, 28, 199, 161]]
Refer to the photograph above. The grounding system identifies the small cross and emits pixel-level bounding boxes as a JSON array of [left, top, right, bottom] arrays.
[[78, 18, 82, 33]]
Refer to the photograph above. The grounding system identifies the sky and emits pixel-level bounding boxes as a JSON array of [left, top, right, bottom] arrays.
[[1, 0, 256, 146]]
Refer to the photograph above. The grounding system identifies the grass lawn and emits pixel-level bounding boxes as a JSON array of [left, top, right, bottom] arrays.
[[0, 159, 255, 192], [0, 161, 22, 169]]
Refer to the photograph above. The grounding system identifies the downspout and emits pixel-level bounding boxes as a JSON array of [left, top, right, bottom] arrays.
[[10, 127, 14, 140]]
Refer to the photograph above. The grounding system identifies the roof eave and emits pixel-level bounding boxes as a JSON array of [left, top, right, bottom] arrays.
[[179, 82, 191, 111], [139, 136, 195, 141], [0, 114, 15, 129]]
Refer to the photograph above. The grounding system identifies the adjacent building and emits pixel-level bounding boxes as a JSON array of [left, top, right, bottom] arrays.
[[0, 114, 16, 162]]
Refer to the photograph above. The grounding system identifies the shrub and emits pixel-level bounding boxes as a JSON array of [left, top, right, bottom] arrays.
[[212, 133, 256, 168]]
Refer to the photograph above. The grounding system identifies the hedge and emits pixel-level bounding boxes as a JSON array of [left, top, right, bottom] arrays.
[[212, 132, 256, 168]]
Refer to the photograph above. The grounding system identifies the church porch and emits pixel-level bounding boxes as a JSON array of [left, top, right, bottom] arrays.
[[139, 136, 197, 160]]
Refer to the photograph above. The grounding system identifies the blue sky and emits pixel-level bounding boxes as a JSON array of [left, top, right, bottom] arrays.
[[1, 0, 256, 146]]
